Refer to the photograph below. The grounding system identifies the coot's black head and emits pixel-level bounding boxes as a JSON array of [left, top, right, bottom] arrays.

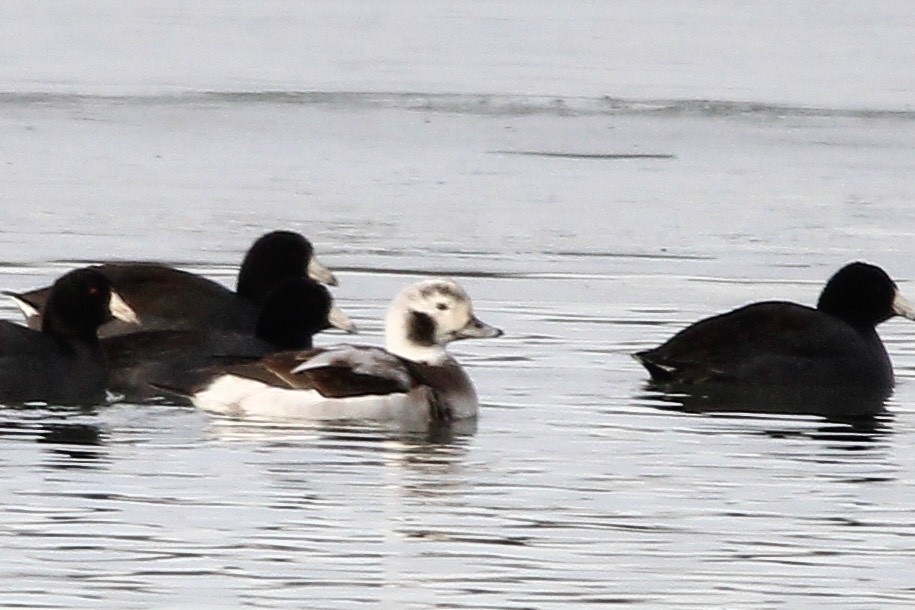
[[236, 231, 338, 307], [42, 268, 138, 341], [255, 277, 356, 350], [816, 262, 915, 328]]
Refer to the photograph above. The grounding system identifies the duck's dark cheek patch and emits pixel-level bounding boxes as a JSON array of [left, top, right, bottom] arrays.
[[407, 312, 436, 346]]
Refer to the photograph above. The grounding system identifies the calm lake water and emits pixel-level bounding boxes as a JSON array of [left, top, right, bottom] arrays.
[[2, 2, 915, 608]]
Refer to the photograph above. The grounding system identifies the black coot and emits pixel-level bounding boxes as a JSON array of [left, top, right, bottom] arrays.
[[634, 262, 915, 392], [103, 277, 356, 402], [5, 230, 337, 337], [0, 267, 138, 405]]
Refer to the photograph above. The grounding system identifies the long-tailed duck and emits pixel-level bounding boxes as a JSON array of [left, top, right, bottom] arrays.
[[187, 278, 502, 422]]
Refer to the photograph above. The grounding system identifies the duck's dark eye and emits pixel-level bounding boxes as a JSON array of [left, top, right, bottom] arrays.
[[436, 302, 448, 311]]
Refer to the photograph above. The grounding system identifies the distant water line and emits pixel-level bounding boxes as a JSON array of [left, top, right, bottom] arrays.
[[1, 90, 912, 121]]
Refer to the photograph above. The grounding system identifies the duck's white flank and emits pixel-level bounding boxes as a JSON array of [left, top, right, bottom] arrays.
[[192, 374, 426, 421]]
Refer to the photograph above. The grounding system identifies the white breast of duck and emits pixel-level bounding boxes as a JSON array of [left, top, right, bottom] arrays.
[[191, 278, 502, 422]]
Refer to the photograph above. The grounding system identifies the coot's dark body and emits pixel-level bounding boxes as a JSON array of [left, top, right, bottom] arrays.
[[634, 262, 914, 394], [8, 231, 337, 337], [0, 268, 138, 405], [102, 277, 355, 402]]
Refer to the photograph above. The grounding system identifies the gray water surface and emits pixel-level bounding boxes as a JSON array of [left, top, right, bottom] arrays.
[[2, 3, 915, 608]]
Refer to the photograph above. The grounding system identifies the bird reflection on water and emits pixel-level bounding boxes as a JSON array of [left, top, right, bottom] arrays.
[[205, 415, 478, 448], [36, 421, 107, 466], [0, 408, 107, 468], [638, 380, 894, 442]]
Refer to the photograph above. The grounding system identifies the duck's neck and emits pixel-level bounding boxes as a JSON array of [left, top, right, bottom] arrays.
[[388, 340, 449, 365], [385, 310, 449, 365]]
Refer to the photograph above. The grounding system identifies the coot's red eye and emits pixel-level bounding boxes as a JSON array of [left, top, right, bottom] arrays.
[[88, 286, 99, 296]]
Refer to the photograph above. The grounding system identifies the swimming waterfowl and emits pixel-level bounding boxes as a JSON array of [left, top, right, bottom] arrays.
[[185, 278, 503, 422], [103, 277, 356, 402], [0, 267, 139, 405], [633, 262, 915, 391], [5, 230, 337, 337]]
